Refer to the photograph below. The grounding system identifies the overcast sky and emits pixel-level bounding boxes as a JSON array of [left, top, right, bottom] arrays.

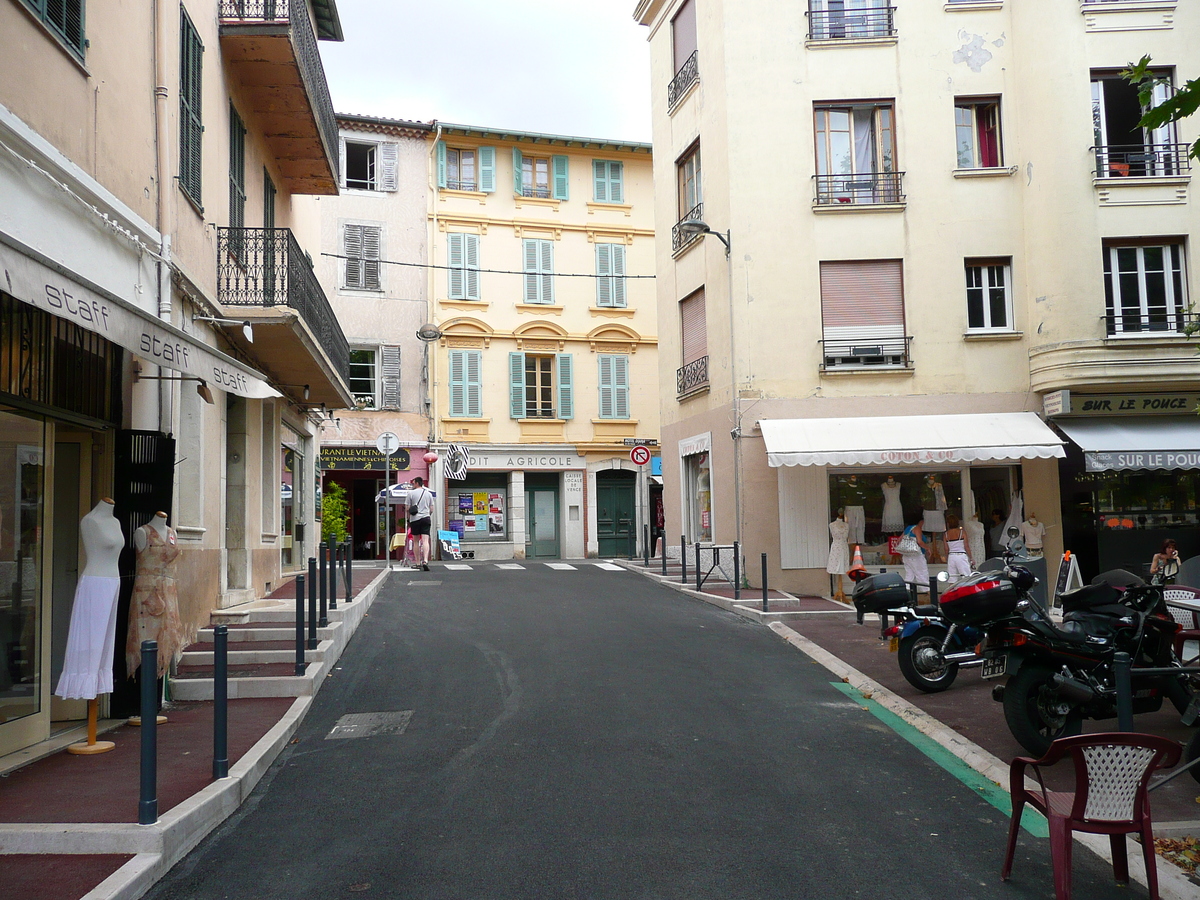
[[320, 1, 653, 143]]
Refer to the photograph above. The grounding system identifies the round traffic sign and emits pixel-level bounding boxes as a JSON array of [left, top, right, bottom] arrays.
[[375, 432, 400, 455], [630, 445, 651, 466]]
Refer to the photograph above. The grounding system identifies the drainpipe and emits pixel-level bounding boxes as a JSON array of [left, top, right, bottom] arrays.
[[426, 123, 442, 447], [152, 0, 175, 432]]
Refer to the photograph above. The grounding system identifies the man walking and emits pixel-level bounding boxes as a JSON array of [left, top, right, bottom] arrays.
[[408, 477, 434, 571]]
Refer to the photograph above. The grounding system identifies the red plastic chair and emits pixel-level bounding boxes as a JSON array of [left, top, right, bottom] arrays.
[[1001, 733, 1182, 900]]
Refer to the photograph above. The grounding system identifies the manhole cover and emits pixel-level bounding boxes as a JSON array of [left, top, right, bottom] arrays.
[[407, 581, 442, 586], [325, 710, 414, 740]]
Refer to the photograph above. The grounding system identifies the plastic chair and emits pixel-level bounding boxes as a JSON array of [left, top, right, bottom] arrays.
[[1002, 733, 1182, 900], [1163, 586, 1200, 666]]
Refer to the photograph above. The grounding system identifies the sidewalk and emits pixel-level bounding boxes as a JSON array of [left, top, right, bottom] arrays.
[[0, 565, 391, 900]]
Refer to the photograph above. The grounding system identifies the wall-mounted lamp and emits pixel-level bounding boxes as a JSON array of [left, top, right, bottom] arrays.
[[280, 384, 311, 402], [193, 315, 254, 344], [416, 323, 444, 342], [133, 365, 215, 404], [678, 218, 731, 257]]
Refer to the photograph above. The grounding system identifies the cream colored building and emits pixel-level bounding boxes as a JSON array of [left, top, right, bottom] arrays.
[[426, 125, 658, 559], [0, 0, 350, 756], [636, 0, 1200, 595]]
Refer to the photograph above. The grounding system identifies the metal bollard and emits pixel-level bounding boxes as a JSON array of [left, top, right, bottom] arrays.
[[761, 553, 769, 613], [680, 535, 687, 585], [318, 542, 329, 628], [138, 641, 158, 825], [294, 574, 306, 675], [661, 535, 668, 576], [1114, 651, 1134, 731], [695, 543, 702, 592], [344, 544, 353, 601], [213, 625, 229, 779], [930, 575, 939, 606], [733, 542, 741, 601], [643, 524, 650, 567], [307, 557, 318, 650], [329, 544, 339, 610]]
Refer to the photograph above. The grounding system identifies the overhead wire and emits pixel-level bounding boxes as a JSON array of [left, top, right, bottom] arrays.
[[320, 251, 656, 279]]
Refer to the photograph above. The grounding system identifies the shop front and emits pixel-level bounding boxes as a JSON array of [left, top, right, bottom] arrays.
[[679, 432, 713, 544], [320, 445, 429, 560]]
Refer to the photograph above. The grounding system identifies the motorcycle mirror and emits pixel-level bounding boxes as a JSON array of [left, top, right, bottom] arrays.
[[936, 571, 949, 583], [1007, 526, 1019, 537]]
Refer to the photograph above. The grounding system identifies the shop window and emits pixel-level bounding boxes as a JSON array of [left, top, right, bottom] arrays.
[[965, 258, 1013, 332], [819, 259, 909, 368], [1103, 242, 1187, 335], [955, 98, 1003, 169], [683, 451, 712, 543], [826, 471, 964, 562], [447, 477, 508, 543]]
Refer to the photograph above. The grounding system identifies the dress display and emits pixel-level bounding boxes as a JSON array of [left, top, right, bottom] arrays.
[[964, 517, 987, 569], [840, 476, 867, 544], [1019, 518, 1047, 556], [881, 480, 904, 533], [922, 480, 948, 533], [826, 518, 850, 575], [125, 522, 186, 678]]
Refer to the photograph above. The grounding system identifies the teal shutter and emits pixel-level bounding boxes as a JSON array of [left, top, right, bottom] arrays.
[[509, 352, 525, 418], [464, 234, 480, 299], [448, 349, 466, 417], [556, 354, 574, 420], [447, 233, 464, 298], [523, 239, 539, 303], [613, 355, 629, 419], [593, 160, 624, 203], [608, 161, 624, 203], [593, 160, 607, 202], [611, 244, 626, 307], [465, 351, 482, 417], [552, 155, 569, 200], [436, 141, 447, 189], [540, 240, 554, 304], [596, 243, 612, 307], [513, 147, 524, 195], [478, 146, 495, 192], [598, 355, 615, 418]]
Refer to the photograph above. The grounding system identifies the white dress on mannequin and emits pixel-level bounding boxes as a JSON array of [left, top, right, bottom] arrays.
[[964, 517, 986, 568], [826, 518, 850, 575], [881, 481, 904, 533], [55, 501, 124, 700]]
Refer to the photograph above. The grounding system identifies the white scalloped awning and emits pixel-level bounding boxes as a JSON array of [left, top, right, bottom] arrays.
[[759, 413, 1065, 468]]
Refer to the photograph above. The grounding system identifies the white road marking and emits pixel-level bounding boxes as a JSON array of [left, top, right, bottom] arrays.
[[495, 564, 525, 570], [545, 563, 577, 570], [443, 564, 473, 571], [593, 563, 625, 571]]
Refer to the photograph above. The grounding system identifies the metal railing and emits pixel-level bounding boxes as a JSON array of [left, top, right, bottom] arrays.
[[218, 0, 339, 171], [820, 335, 913, 369], [1105, 310, 1198, 337], [520, 186, 551, 198], [217, 227, 350, 380], [814, 171, 905, 205], [668, 51, 699, 109], [672, 202, 704, 253], [806, 6, 896, 40], [447, 179, 477, 192], [1093, 144, 1192, 178], [677, 355, 709, 396]]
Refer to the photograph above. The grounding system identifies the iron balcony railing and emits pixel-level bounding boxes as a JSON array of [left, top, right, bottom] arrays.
[[1105, 310, 1199, 337], [520, 186, 552, 199], [217, 227, 350, 380], [668, 51, 699, 109], [814, 171, 905, 206], [677, 356, 709, 396], [1093, 144, 1192, 179], [806, 6, 896, 40], [672, 202, 704, 253], [820, 335, 913, 370], [218, 1, 339, 171], [447, 179, 477, 192]]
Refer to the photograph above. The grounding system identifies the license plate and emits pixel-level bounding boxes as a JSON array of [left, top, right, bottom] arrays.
[[889, 636, 899, 653], [981, 654, 1009, 680]]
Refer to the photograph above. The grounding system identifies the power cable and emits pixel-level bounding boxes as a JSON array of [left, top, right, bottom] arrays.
[[320, 251, 655, 279]]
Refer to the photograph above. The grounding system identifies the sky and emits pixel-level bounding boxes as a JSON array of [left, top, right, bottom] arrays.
[[319, 1, 653, 143]]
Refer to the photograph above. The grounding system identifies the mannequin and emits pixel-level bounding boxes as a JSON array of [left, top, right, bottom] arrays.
[[842, 475, 867, 544], [964, 513, 987, 571], [58, 499, 124, 755], [126, 512, 186, 722], [826, 509, 850, 602], [1019, 513, 1047, 557], [880, 476, 903, 533], [921, 476, 948, 563]]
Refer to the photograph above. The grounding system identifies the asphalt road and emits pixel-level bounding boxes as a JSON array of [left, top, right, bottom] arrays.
[[145, 564, 1147, 899]]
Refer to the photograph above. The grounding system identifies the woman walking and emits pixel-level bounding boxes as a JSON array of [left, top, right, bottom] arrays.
[[898, 518, 930, 593], [944, 514, 973, 579]]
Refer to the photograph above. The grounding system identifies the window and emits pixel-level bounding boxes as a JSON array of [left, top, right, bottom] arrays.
[[1091, 70, 1185, 177], [595, 243, 626, 308], [593, 160, 624, 203], [513, 149, 569, 199], [1103, 242, 1187, 334], [229, 105, 246, 232], [343, 224, 382, 291], [598, 355, 630, 420], [447, 232, 480, 300], [677, 143, 702, 219], [22, 0, 85, 58], [437, 143, 495, 192], [448, 148, 476, 191], [523, 239, 554, 304], [179, 9, 204, 206], [677, 288, 708, 395], [814, 103, 900, 204], [342, 140, 398, 191], [349, 349, 378, 408], [509, 353, 574, 419], [807, 1, 896, 41], [964, 258, 1013, 331], [669, 0, 699, 107], [819, 260, 908, 367], [448, 349, 482, 418], [955, 99, 1003, 169]]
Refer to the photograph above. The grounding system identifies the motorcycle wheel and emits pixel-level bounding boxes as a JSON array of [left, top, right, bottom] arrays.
[[897, 628, 960, 693], [1003, 662, 1084, 756], [1185, 731, 1200, 786]]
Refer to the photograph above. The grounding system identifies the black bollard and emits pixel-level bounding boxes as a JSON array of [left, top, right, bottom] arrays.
[[761, 553, 769, 613], [695, 542, 702, 592], [307, 557, 318, 650], [643, 524, 650, 567], [680, 535, 687, 586], [318, 542, 329, 628], [294, 574, 306, 675], [329, 544, 339, 611], [661, 537, 668, 576], [138, 640, 159, 825], [733, 542, 741, 601], [345, 544, 353, 601], [1114, 651, 1134, 731], [213, 625, 229, 779]]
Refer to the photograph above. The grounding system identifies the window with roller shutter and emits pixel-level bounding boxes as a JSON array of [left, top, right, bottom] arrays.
[[678, 289, 708, 396], [343, 224, 382, 291], [595, 244, 626, 308], [447, 233, 480, 300], [523, 239, 555, 304], [819, 259, 909, 368], [598, 355, 630, 420], [448, 349, 482, 418]]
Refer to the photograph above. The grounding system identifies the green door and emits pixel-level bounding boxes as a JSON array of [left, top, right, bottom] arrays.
[[597, 473, 636, 558], [526, 482, 559, 558]]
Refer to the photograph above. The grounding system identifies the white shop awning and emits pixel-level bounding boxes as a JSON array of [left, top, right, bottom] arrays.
[[1056, 416, 1200, 472], [759, 412, 1065, 468]]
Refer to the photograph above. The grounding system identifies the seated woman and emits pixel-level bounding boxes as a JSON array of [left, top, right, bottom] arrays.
[[1149, 539, 1180, 583]]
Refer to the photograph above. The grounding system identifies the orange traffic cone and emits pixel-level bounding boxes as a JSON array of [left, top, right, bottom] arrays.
[[847, 544, 868, 582]]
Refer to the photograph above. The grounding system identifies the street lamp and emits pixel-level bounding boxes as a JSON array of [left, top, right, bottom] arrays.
[[678, 218, 731, 257]]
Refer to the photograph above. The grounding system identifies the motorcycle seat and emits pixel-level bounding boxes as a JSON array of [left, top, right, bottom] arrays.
[[1060, 609, 1133, 641], [913, 605, 941, 618], [1052, 620, 1094, 643], [1059, 582, 1123, 613]]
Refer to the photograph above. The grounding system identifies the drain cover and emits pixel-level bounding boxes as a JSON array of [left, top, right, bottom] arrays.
[[325, 710, 414, 740]]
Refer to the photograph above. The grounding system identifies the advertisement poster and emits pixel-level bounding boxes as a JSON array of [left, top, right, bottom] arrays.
[[449, 520, 464, 536], [473, 492, 488, 515], [489, 513, 504, 533], [489, 493, 503, 511], [464, 515, 476, 531], [459, 495, 473, 513], [476, 516, 488, 532]]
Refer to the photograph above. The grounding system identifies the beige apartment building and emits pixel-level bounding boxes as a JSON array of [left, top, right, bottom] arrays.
[[0, 0, 350, 756], [636, 0, 1200, 595]]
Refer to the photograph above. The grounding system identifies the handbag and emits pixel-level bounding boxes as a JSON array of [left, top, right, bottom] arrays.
[[896, 533, 921, 554]]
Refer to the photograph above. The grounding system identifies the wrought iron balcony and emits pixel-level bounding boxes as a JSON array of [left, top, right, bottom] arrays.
[[219, 0, 339, 194], [668, 51, 699, 109], [520, 186, 552, 199], [814, 172, 905, 206], [1093, 144, 1192, 179], [447, 179, 477, 192], [217, 227, 349, 391], [677, 356, 709, 397], [672, 202, 704, 253], [1105, 310, 1199, 337], [821, 335, 912, 370], [807, 6, 896, 40]]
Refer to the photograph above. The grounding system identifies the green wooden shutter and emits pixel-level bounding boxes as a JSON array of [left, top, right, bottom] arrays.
[[436, 141, 447, 189], [513, 147, 524, 195], [556, 353, 574, 420], [608, 161, 624, 203], [611, 244, 626, 307], [343, 224, 363, 288], [523, 239, 539, 303], [598, 355, 615, 418], [552, 155, 569, 200], [509, 352, 525, 418], [179, 10, 204, 205], [613, 354, 629, 419], [228, 105, 246, 231], [362, 226, 381, 291], [447, 232, 464, 298], [478, 146, 495, 192], [448, 349, 466, 417], [465, 350, 482, 418], [540, 240, 554, 304], [596, 243, 612, 307], [464, 234, 480, 300]]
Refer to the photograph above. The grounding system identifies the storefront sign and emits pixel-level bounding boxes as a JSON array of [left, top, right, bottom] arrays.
[[1085, 451, 1200, 472], [679, 432, 711, 458], [464, 452, 583, 470], [1058, 392, 1200, 417], [878, 450, 963, 465], [0, 243, 279, 399], [1043, 390, 1069, 418], [320, 446, 411, 471]]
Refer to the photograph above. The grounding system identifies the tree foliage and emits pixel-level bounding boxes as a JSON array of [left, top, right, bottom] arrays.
[[1125, 56, 1200, 160], [320, 480, 350, 544]]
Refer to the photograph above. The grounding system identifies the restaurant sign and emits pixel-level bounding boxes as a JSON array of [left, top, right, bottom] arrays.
[[1086, 451, 1200, 473], [1056, 392, 1200, 417], [320, 446, 411, 471]]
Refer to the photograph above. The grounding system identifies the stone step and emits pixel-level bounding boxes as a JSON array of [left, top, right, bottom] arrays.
[[175, 661, 300, 680], [181, 645, 326, 666], [197, 625, 335, 643]]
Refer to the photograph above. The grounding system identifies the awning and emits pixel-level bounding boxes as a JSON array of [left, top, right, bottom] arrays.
[[759, 412, 1065, 468], [0, 241, 279, 400], [1055, 416, 1200, 472]]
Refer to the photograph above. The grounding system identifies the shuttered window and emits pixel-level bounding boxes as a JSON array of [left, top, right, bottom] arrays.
[[179, 9, 204, 206], [437, 143, 495, 192], [598, 355, 630, 420], [228, 105, 246, 233], [819, 260, 907, 366], [514, 151, 569, 200], [593, 160, 625, 203], [595, 243, 627, 308], [380, 345, 402, 409], [349, 349, 378, 408], [672, 0, 697, 74], [21, 0, 86, 58], [448, 349, 482, 418], [523, 239, 555, 304], [343, 224, 382, 291], [680, 289, 707, 365], [341, 140, 398, 191], [508, 353, 574, 419], [447, 233, 480, 300]]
